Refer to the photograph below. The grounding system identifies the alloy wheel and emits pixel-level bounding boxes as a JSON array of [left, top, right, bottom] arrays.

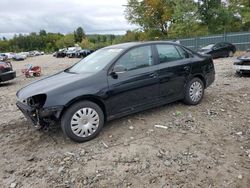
[[189, 81, 203, 102]]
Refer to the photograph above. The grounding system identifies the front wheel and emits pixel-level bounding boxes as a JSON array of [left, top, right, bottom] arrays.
[[183, 78, 204, 105], [61, 101, 104, 142]]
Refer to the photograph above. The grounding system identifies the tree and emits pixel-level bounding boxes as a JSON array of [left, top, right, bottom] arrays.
[[74, 27, 85, 43], [168, 0, 204, 38], [39, 29, 47, 36], [228, 0, 250, 31], [56, 34, 75, 49], [197, 0, 236, 33], [125, 0, 175, 36]]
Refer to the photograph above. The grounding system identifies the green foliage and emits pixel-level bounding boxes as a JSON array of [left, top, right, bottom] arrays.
[[74, 27, 85, 43], [1, 0, 250, 53], [125, 0, 250, 38], [125, 0, 175, 36]]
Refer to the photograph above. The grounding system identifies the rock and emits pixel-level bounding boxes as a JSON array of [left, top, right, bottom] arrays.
[[163, 160, 172, 167], [235, 132, 243, 136], [5, 169, 15, 174], [10, 183, 17, 188], [101, 141, 109, 148], [238, 174, 243, 179], [63, 157, 71, 161], [141, 163, 148, 169], [156, 150, 165, 158], [65, 152, 75, 156], [134, 157, 139, 162], [83, 179, 88, 185], [80, 149, 86, 156], [123, 141, 129, 146], [154, 124, 168, 129], [27, 155, 36, 162], [129, 126, 134, 130], [58, 166, 64, 174]]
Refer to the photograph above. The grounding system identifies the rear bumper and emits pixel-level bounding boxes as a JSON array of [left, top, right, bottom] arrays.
[[0, 71, 16, 82], [206, 71, 215, 88]]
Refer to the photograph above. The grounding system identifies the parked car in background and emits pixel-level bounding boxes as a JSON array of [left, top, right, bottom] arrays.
[[66, 47, 82, 58], [0, 61, 16, 83], [0, 53, 8, 61], [54, 48, 67, 58], [198, 42, 236, 59], [29, 51, 42, 57], [3, 52, 15, 59], [13, 53, 27, 61], [234, 49, 250, 75], [76, 49, 92, 58], [16, 41, 215, 142]]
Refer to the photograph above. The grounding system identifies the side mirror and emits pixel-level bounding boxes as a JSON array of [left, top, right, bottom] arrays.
[[110, 65, 127, 79]]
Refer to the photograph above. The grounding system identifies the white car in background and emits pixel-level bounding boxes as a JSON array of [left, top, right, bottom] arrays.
[[13, 53, 27, 61]]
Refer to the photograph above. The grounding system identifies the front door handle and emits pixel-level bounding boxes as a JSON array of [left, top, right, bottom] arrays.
[[149, 72, 157, 78]]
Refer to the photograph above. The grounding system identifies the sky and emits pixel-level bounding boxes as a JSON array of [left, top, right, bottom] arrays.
[[0, 0, 137, 38]]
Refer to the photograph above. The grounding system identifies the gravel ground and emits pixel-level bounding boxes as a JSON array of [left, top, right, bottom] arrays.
[[0, 55, 249, 188]]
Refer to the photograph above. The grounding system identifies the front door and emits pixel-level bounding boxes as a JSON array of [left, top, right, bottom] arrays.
[[107, 45, 159, 116]]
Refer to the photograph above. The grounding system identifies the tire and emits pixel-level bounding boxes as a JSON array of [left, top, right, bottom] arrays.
[[183, 78, 204, 105], [61, 101, 104, 142]]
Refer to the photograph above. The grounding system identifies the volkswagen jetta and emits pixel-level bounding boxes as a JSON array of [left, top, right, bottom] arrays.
[[16, 41, 215, 142]]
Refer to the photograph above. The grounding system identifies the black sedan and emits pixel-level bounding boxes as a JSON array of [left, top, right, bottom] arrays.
[[198, 42, 236, 59], [16, 41, 215, 142], [54, 49, 67, 58], [234, 49, 250, 75], [0, 61, 16, 83]]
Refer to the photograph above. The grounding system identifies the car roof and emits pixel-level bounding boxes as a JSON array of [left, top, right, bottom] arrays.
[[104, 41, 180, 49]]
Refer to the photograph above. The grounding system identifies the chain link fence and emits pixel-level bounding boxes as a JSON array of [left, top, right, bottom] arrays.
[[179, 32, 250, 51]]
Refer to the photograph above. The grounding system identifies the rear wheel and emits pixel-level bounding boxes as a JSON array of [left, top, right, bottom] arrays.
[[229, 50, 234, 57], [183, 78, 204, 105], [61, 101, 104, 142]]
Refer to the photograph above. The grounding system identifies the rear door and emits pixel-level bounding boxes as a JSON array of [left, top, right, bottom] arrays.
[[107, 45, 159, 116], [155, 44, 192, 100]]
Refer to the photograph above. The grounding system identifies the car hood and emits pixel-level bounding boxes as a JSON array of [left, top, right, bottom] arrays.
[[17, 71, 92, 99]]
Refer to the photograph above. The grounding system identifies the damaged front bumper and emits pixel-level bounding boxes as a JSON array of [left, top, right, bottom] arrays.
[[16, 101, 63, 127]]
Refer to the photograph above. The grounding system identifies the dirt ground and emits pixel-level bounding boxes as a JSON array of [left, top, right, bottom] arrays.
[[0, 55, 249, 188]]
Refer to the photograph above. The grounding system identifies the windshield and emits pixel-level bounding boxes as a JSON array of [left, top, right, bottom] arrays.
[[67, 48, 123, 73], [202, 44, 214, 50]]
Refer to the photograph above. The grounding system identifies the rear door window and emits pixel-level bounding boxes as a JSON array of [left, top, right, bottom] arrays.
[[156, 45, 182, 63]]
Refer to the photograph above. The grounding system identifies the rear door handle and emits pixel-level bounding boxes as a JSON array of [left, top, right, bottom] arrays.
[[184, 66, 190, 72]]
